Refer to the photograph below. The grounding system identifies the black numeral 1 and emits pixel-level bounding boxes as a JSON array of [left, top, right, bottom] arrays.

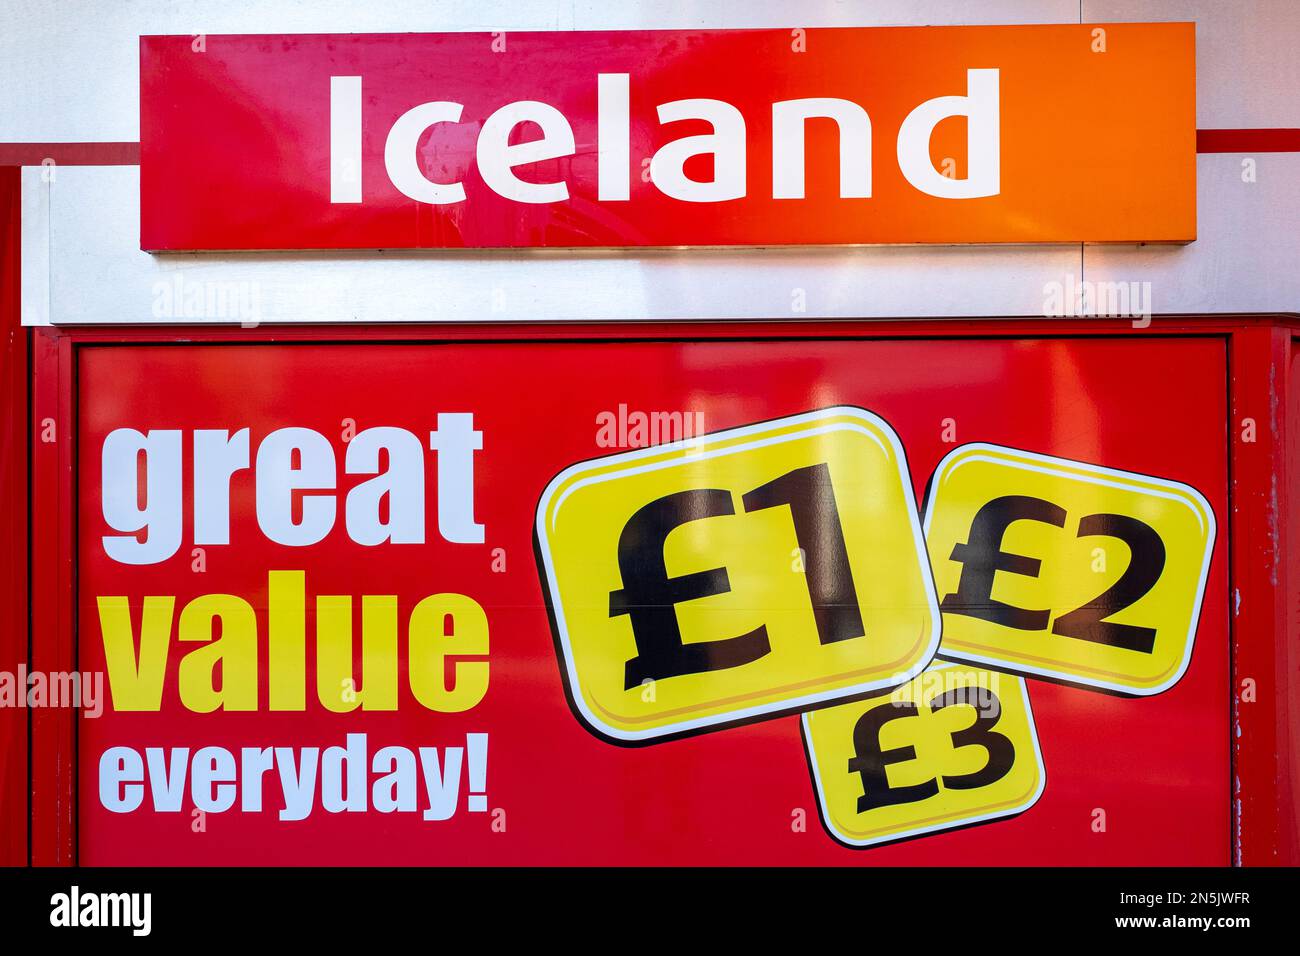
[[742, 463, 866, 646]]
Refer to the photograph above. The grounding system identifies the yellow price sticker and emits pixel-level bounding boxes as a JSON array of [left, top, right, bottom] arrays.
[[803, 663, 1045, 848], [924, 444, 1215, 695], [535, 407, 940, 744]]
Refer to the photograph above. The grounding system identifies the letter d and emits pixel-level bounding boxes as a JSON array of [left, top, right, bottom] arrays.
[[897, 69, 1000, 199]]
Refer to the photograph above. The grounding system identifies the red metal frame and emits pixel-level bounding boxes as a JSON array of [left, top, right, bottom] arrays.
[[19, 319, 1300, 863], [1229, 326, 1300, 863], [0, 167, 27, 867], [0, 141, 1295, 864], [28, 329, 76, 865]]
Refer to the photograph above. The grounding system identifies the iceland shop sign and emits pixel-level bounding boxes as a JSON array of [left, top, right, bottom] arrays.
[[138, 24, 1195, 250]]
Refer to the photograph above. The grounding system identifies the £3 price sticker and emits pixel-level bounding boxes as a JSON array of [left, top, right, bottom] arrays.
[[802, 663, 1045, 848], [924, 444, 1215, 695], [534, 407, 940, 744]]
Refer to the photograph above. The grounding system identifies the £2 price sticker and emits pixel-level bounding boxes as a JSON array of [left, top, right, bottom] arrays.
[[535, 407, 940, 744], [803, 663, 1045, 848], [924, 444, 1215, 695]]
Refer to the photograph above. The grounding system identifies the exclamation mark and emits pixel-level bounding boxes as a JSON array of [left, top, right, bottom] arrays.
[[466, 733, 488, 812]]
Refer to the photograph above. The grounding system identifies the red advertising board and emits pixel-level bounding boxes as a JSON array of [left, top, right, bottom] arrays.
[[74, 334, 1228, 864], [138, 25, 1196, 250]]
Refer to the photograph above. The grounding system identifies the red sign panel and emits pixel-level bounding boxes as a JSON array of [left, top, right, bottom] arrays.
[[139, 26, 1196, 250], [77, 336, 1227, 864]]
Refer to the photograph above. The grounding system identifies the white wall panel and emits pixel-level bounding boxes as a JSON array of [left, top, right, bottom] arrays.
[[1086, 0, 1300, 128], [22, 165, 1084, 325], [1084, 153, 1300, 314], [7, 1, 1298, 323], [0, 0, 1080, 143]]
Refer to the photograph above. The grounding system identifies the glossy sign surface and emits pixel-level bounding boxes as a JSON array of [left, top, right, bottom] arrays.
[[537, 407, 938, 743], [77, 337, 1226, 864], [926, 445, 1215, 694], [803, 664, 1045, 848], [139, 25, 1196, 250]]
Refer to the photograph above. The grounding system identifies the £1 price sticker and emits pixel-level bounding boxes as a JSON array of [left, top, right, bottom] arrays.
[[924, 443, 1215, 695], [802, 663, 1045, 848], [534, 406, 940, 744]]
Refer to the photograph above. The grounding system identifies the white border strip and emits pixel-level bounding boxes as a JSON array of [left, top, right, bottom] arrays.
[[20, 166, 50, 327], [18, 164, 1088, 326]]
